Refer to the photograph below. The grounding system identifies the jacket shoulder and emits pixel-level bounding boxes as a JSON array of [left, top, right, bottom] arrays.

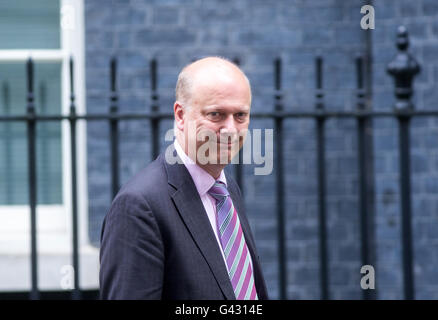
[[113, 154, 168, 205]]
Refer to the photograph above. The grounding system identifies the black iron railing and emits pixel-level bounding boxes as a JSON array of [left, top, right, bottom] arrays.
[[0, 26, 433, 300]]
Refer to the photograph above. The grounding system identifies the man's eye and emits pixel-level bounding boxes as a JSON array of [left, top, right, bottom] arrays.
[[235, 113, 247, 120], [208, 112, 221, 120]]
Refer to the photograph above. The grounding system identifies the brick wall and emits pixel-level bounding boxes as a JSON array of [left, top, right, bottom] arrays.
[[85, 0, 438, 299], [372, 0, 438, 299]]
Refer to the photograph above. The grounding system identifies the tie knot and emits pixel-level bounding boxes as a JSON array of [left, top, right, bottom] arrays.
[[208, 181, 229, 201]]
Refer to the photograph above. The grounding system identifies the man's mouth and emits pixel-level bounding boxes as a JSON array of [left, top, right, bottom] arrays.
[[218, 141, 238, 146], [217, 137, 239, 144]]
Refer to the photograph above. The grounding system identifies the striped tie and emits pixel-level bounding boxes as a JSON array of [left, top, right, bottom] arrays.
[[208, 181, 258, 300]]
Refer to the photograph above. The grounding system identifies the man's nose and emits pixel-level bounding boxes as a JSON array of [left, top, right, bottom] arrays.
[[220, 114, 237, 133]]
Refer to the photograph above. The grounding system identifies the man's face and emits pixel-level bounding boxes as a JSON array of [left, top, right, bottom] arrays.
[[183, 72, 251, 165]]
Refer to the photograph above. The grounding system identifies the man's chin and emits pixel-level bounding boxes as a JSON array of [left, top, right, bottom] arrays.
[[218, 151, 238, 164], [192, 143, 240, 165]]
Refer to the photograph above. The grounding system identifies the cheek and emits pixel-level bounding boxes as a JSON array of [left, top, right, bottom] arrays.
[[185, 119, 212, 140], [235, 122, 249, 135], [193, 121, 222, 147], [184, 114, 201, 133], [196, 119, 219, 134], [238, 120, 249, 129]]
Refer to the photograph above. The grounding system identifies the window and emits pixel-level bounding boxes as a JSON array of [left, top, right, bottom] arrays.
[[0, 0, 96, 291], [0, 62, 63, 205], [0, 0, 60, 49], [0, 0, 62, 205]]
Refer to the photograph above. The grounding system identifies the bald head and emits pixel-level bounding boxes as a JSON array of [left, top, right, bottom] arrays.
[[175, 57, 251, 107], [173, 56, 252, 177]]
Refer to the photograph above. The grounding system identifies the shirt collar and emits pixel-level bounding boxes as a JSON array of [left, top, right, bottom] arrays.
[[174, 139, 227, 196]]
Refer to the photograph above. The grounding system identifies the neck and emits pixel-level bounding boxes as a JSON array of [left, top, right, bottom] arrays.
[[176, 134, 225, 179], [198, 164, 225, 180]]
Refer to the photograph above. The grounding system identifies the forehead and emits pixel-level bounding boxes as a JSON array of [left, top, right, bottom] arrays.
[[192, 87, 251, 113], [190, 72, 251, 108]]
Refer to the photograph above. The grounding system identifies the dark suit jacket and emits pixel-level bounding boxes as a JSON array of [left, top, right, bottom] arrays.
[[99, 152, 268, 300]]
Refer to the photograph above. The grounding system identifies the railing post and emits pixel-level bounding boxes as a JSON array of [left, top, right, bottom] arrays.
[[26, 58, 39, 300], [315, 56, 329, 300], [233, 57, 244, 193], [150, 59, 160, 159], [356, 56, 376, 300], [387, 26, 420, 300], [109, 57, 120, 199], [2, 83, 13, 204], [39, 82, 49, 203], [273, 57, 286, 299], [69, 56, 81, 300]]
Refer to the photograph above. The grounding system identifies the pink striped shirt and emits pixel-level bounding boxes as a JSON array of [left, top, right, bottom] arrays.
[[173, 140, 256, 280], [174, 140, 228, 265]]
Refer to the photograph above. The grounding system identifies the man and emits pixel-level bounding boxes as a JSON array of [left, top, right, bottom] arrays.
[[99, 57, 268, 300]]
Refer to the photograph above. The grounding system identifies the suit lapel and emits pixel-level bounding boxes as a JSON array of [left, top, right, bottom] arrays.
[[164, 156, 236, 300]]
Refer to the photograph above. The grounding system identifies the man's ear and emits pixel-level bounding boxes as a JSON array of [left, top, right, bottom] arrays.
[[174, 101, 185, 131]]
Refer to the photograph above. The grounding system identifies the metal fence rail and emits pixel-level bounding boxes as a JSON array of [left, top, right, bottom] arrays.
[[0, 26, 435, 300]]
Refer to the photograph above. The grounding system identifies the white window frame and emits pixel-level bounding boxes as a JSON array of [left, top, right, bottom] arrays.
[[0, 0, 90, 255]]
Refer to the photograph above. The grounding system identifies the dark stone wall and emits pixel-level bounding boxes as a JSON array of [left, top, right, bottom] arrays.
[[85, 0, 438, 299]]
